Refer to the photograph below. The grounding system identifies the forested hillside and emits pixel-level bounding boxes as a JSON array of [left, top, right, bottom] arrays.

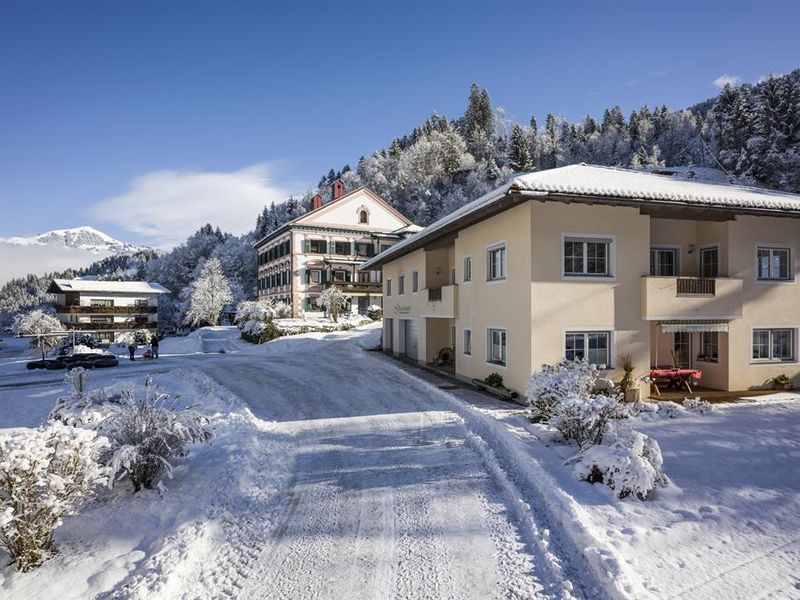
[[3, 71, 798, 329]]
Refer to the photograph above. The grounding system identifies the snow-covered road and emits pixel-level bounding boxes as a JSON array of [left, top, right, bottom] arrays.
[[193, 332, 560, 599]]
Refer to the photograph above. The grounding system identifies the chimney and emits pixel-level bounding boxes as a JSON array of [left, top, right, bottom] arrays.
[[311, 193, 323, 211], [332, 179, 344, 200]]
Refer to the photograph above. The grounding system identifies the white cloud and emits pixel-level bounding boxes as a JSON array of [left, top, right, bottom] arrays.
[[89, 163, 289, 248], [713, 74, 743, 88]]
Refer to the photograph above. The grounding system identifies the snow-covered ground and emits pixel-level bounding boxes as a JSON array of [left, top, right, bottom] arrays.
[[0, 325, 798, 598]]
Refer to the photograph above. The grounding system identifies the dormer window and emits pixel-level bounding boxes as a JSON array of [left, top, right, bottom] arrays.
[[359, 210, 368, 224]]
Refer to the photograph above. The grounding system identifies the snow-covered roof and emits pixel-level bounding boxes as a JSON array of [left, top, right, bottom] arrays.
[[361, 164, 800, 270], [48, 279, 170, 294]]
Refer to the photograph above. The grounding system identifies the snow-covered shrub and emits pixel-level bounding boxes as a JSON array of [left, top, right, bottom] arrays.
[[367, 304, 382, 321], [54, 333, 97, 356], [550, 393, 626, 447], [98, 377, 214, 492], [574, 428, 668, 499], [70, 344, 103, 355], [526, 359, 599, 423], [273, 301, 291, 319], [317, 286, 346, 322], [0, 422, 108, 571], [659, 402, 683, 419], [11, 309, 64, 348], [235, 300, 280, 343], [116, 329, 152, 347], [682, 397, 713, 414], [49, 368, 116, 428]]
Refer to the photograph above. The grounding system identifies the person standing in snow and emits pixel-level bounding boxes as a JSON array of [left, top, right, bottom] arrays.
[[128, 343, 136, 361], [150, 334, 159, 359]]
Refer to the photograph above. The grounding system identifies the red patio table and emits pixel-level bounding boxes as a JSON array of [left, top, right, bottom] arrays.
[[649, 368, 703, 395]]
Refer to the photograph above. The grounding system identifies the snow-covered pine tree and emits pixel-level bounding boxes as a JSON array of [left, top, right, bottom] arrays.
[[538, 113, 559, 169], [184, 257, 233, 327], [509, 124, 533, 171]]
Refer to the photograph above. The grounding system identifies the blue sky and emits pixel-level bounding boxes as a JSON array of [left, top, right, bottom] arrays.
[[1, 0, 798, 246]]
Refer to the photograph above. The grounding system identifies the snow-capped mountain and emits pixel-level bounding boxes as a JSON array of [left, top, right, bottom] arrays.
[[0, 226, 150, 284], [0, 226, 145, 254]]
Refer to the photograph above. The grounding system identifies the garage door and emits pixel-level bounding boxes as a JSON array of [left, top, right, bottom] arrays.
[[403, 318, 419, 360]]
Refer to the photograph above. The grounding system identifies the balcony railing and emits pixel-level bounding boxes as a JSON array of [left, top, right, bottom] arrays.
[[676, 278, 716, 296], [66, 322, 154, 331], [325, 280, 383, 294], [58, 305, 157, 314]]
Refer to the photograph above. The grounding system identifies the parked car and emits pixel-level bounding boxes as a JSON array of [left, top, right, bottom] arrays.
[[26, 358, 67, 370], [63, 352, 120, 370]]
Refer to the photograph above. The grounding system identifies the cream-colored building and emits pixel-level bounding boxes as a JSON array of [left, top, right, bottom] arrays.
[[255, 180, 419, 317], [47, 279, 169, 342], [361, 164, 800, 395]]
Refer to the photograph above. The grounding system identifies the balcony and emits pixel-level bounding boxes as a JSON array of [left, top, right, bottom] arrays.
[[423, 285, 457, 318], [642, 276, 743, 321], [58, 305, 157, 314], [325, 280, 383, 295], [66, 322, 154, 331]]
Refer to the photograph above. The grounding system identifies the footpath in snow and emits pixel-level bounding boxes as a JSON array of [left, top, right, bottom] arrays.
[[0, 324, 798, 599]]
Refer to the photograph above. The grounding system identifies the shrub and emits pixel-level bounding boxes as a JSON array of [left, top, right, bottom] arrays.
[[659, 402, 682, 418], [574, 428, 669, 499], [12, 309, 64, 349], [682, 397, 712, 414], [98, 377, 214, 492], [618, 353, 635, 398], [116, 329, 152, 347], [235, 299, 278, 343], [0, 422, 108, 571], [55, 333, 97, 356], [49, 368, 114, 428], [367, 305, 383, 321], [485, 372, 504, 388], [526, 359, 598, 423], [550, 393, 626, 446], [273, 301, 292, 319]]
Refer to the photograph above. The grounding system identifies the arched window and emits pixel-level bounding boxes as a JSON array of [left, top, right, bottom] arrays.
[[359, 210, 369, 224]]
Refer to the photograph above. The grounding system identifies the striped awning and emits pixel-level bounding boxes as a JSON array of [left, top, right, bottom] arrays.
[[660, 321, 729, 333]]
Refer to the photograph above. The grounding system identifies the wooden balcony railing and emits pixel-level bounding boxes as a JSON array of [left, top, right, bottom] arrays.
[[676, 278, 716, 296], [325, 281, 382, 293], [66, 322, 154, 331], [58, 305, 157, 314]]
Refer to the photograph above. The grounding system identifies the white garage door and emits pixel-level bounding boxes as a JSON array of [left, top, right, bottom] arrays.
[[403, 318, 419, 360]]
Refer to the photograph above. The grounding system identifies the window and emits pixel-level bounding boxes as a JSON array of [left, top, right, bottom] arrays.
[[487, 244, 506, 281], [333, 270, 347, 282], [412, 270, 419, 293], [309, 270, 321, 284], [564, 237, 612, 277], [380, 244, 392, 253], [398, 274, 405, 295], [650, 247, 678, 276], [308, 239, 327, 254], [134, 299, 148, 308], [90, 299, 113, 307], [90, 315, 112, 323], [487, 328, 506, 365], [359, 210, 369, 224], [700, 246, 719, 278], [463, 329, 472, 355], [757, 247, 791, 281], [333, 241, 351, 255], [699, 332, 718, 362], [463, 256, 472, 282], [753, 328, 795, 362], [565, 331, 610, 367], [386, 278, 392, 296]]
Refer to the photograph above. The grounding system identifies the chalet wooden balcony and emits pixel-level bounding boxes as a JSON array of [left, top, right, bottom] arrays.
[[66, 322, 154, 331], [58, 305, 157, 314], [642, 276, 743, 321], [324, 280, 383, 295]]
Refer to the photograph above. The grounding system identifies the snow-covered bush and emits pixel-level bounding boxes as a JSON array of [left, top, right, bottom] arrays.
[[49, 368, 114, 428], [367, 304, 382, 321], [0, 422, 108, 571], [98, 377, 214, 492], [11, 309, 64, 348], [659, 402, 683, 419], [317, 286, 346, 322], [273, 301, 291, 319], [683, 397, 713, 414], [116, 328, 152, 347], [235, 299, 281, 343], [54, 333, 97, 356], [526, 359, 599, 423], [574, 428, 669, 499], [550, 393, 627, 447]]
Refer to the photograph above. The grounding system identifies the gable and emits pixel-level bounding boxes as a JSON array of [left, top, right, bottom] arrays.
[[293, 188, 411, 232]]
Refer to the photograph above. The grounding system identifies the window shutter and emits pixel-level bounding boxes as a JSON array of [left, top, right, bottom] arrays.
[[350, 241, 356, 255], [304, 240, 310, 253], [322, 270, 328, 283]]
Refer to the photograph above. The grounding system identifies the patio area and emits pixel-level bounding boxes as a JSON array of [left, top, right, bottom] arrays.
[[647, 385, 778, 404]]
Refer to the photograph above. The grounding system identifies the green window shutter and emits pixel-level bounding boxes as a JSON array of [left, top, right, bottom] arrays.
[[321, 270, 327, 283], [304, 240, 310, 253]]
